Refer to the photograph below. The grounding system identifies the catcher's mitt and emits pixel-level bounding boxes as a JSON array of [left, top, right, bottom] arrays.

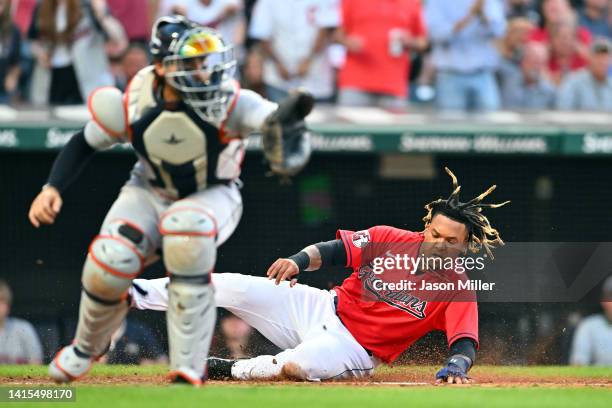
[[261, 89, 314, 176]]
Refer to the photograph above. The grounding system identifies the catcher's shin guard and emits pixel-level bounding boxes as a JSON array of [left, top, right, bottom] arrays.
[[166, 282, 216, 384], [161, 205, 218, 385], [74, 290, 129, 357], [48, 344, 94, 383], [73, 223, 146, 359]]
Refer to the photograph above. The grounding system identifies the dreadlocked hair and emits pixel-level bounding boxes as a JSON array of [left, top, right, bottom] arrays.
[[422, 167, 510, 259]]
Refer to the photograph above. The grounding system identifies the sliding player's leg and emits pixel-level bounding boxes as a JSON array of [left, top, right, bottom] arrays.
[[131, 272, 335, 350], [230, 318, 376, 381], [130, 272, 377, 380]]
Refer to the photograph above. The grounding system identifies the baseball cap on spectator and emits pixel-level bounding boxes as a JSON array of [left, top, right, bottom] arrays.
[[591, 38, 612, 54]]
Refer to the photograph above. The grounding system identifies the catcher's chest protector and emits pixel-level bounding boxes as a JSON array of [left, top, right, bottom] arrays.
[[124, 67, 243, 199]]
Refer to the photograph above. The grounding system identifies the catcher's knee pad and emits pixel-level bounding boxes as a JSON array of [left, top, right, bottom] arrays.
[[82, 222, 146, 302], [160, 206, 217, 280]]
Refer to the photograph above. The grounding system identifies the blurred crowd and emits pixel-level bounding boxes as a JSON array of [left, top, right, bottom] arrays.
[[3, 0, 612, 111]]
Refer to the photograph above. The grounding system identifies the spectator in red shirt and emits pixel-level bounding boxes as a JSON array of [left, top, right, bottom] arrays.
[[546, 19, 591, 84], [12, 0, 37, 36], [336, 0, 427, 109], [528, 0, 591, 84], [107, 0, 153, 44]]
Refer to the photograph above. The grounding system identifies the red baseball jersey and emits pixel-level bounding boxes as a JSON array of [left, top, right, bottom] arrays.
[[334, 225, 479, 363]]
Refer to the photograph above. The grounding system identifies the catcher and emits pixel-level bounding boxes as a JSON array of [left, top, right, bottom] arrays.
[[28, 16, 313, 385], [128, 168, 510, 384]]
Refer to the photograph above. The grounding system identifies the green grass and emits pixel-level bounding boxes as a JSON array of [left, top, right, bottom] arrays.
[[0, 365, 610, 408], [0, 364, 164, 378], [26, 386, 612, 408]]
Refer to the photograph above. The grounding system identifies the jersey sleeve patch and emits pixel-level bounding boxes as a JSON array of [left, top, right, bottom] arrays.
[[351, 230, 371, 248], [336, 229, 372, 269]]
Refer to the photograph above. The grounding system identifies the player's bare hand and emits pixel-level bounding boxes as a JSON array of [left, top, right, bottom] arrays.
[[29, 186, 63, 228], [266, 258, 299, 287]]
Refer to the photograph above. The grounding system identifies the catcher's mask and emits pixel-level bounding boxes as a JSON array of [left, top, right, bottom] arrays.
[[163, 27, 237, 123]]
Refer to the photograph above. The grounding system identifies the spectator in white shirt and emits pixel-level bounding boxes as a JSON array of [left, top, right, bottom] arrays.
[[0, 280, 43, 364], [248, 0, 339, 102], [570, 275, 612, 366]]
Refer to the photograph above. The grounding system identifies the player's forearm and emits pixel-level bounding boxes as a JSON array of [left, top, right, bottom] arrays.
[[46, 130, 96, 193], [289, 239, 347, 272], [448, 337, 477, 371], [303, 244, 323, 271]]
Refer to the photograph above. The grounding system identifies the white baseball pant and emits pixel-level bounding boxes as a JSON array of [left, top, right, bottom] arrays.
[[129, 273, 378, 381]]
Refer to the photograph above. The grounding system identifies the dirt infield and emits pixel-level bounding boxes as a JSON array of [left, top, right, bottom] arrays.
[[1, 365, 611, 388], [367, 365, 612, 387]]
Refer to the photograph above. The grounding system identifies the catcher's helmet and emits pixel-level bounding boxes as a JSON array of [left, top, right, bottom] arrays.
[[149, 15, 197, 61]]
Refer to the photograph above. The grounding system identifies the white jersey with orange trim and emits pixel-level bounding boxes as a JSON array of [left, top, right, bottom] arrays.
[[85, 66, 277, 200]]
